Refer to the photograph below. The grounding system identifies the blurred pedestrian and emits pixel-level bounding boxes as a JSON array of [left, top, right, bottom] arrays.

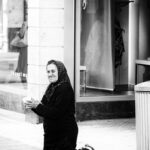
[[10, 21, 28, 82]]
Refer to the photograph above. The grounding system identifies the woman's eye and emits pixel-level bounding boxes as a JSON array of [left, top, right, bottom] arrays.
[[47, 70, 55, 74], [51, 70, 55, 73]]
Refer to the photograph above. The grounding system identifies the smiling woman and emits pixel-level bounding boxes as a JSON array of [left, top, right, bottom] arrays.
[[23, 60, 78, 150], [46, 63, 58, 84]]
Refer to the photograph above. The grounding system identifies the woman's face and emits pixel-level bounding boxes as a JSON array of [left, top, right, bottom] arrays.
[[47, 64, 58, 83]]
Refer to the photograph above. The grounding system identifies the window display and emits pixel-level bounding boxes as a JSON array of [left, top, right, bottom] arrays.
[[79, 0, 114, 96], [0, 0, 28, 86]]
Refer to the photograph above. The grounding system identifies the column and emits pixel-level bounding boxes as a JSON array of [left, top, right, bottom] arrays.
[[27, 0, 64, 123], [128, 0, 139, 85], [135, 81, 150, 150]]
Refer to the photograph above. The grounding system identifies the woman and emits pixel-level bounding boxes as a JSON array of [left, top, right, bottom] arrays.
[[24, 60, 78, 150]]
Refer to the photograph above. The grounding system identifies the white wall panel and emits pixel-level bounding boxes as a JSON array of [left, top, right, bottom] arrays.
[[28, 0, 64, 9], [28, 65, 48, 85], [28, 9, 64, 27], [28, 46, 64, 65], [28, 27, 64, 46]]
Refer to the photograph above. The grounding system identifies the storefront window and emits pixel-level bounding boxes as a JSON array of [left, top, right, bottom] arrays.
[[0, 0, 27, 89], [0, 0, 2, 48], [9, 21, 28, 84]]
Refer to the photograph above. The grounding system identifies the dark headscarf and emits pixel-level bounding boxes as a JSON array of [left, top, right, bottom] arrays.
[[44, 60, 71, 100]]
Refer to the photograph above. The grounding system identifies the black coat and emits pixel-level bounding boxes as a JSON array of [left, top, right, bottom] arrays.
[[32, 82, 78, 149]]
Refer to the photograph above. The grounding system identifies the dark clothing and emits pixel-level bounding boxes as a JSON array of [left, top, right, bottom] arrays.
[[15, 46, 27, 75], [114, 18, 125, 68], [32, 82, 78, 150]]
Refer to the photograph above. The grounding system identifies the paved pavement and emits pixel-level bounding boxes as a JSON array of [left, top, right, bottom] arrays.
[[0, 109, 136, 150]]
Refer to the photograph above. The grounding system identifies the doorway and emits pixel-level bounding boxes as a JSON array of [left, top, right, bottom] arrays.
[[75, 0, 134, 100]]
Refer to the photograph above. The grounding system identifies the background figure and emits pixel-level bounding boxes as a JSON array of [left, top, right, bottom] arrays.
[[24, 60, 78, 150], [15, 46, 27, 82], [11, 22, 28, 82]]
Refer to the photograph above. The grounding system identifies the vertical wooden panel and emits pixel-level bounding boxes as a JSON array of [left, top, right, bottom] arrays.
[[135, 91, 150, 150]]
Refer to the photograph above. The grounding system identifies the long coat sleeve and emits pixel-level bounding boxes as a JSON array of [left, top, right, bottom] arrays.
[[32, 83, 78, 144], [34, 84, 75, 119]]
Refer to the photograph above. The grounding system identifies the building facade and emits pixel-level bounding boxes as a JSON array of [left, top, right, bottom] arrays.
[[0, 0, 150, 123]]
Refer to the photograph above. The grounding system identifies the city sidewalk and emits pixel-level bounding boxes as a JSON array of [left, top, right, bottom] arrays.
[[0, 108, 136, 150]]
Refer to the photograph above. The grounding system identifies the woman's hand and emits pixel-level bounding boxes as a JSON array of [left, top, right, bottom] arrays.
[[23, 97, 40, 109]]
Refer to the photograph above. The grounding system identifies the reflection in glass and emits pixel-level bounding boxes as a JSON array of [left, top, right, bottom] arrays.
[[0, 0, 2, 48], [0, 0, 28, 90], [80, 0, 114, 96], [11, 21, 28, 83]]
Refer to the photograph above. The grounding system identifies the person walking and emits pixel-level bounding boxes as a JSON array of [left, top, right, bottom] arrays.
[[24, 59, 78, 150]]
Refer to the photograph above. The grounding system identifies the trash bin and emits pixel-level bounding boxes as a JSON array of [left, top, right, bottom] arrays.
[[135, 81, 150, 150]]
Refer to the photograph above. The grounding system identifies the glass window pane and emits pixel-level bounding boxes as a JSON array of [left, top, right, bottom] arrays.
[[0, 0, 28, 90], [80, 0, 114, 96], [0, 0, 2, 48]]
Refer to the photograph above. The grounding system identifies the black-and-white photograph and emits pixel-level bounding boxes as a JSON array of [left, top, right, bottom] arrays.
[[0, 0, 150, 150]]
